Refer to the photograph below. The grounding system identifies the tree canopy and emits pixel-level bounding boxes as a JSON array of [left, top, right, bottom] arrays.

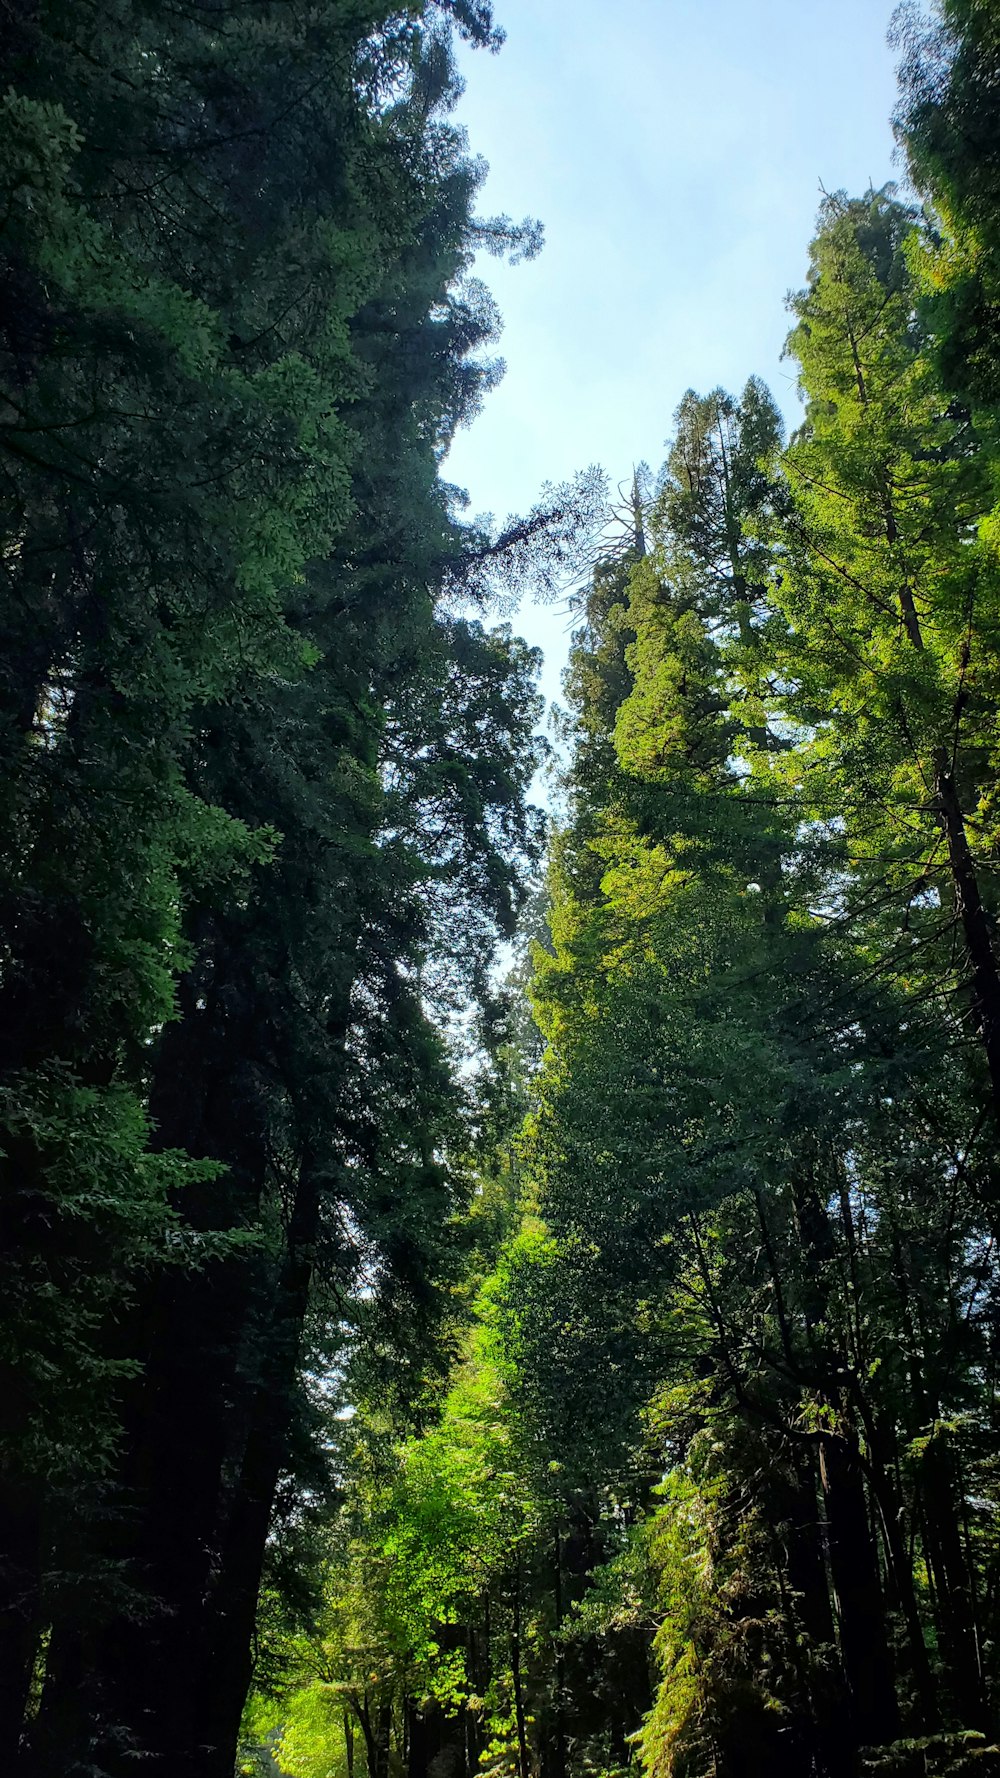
[[5, 6, 1000, 1778]]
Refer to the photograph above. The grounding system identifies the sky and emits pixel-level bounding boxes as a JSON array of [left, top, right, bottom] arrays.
[[444, 0, 904, 711]]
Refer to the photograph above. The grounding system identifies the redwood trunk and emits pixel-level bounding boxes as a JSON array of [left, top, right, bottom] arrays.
[[818, 1431, 898, 1749]]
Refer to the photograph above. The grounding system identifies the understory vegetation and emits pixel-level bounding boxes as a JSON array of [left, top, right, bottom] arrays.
[[3, 3, 1000, 1777]]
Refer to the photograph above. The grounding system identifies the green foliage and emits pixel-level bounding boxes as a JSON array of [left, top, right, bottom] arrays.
[[10, 6, 1000, 1778], [0, 0, 578, 1767]]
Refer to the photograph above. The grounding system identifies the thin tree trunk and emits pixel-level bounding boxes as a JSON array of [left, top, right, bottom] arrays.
[[818, 1429, 899, 1748], [918, 1428, 985, 1728], [550, 1522, 567, 1778], [934, 756, 1000, 1122], [864, 1432, 938, 1732], [376, 1700, 393, 1778], [512, 1562, 530, 1778], [877, 460, 1000, 1128]]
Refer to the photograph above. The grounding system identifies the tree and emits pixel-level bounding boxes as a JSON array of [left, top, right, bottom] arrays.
[[0, 2, 560, 1770]]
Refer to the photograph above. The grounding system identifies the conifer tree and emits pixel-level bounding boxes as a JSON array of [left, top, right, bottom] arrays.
[[0, 2, 564, 1769]]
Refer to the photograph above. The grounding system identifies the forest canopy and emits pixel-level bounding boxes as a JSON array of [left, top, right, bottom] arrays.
[[2, 4, 1000, 1778]]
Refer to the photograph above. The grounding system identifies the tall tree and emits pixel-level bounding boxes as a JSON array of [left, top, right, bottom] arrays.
[[0, 1, 564, 1770]]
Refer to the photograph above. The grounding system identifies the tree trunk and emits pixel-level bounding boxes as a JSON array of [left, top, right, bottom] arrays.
[[919, 1428, 985, 1728], [193, 1160, 321, 1776], [30, 1252, 263, 1776], [25, 963, 271, 1775], [512, 1563, 530, 1778], [934, 756, 1000, 1127], [550, 1522, 567, 1778], [863, 1427, 938, 1732], [818, 1431, 899, 1749]]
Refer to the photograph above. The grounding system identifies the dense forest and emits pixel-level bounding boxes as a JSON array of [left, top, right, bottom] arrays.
[[2, 1, 1000, 1775]]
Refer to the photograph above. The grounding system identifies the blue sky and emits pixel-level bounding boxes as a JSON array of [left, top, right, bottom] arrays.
[[445, 0, 903, 709]]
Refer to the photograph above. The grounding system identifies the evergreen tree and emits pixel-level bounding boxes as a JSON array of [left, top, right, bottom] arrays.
[[0, 2, 566, 1769]]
